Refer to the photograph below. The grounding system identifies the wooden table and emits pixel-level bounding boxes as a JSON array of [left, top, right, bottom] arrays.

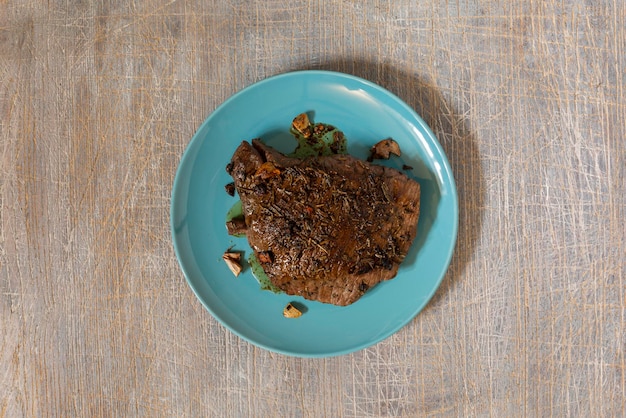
[[2, 0, 624, 416]]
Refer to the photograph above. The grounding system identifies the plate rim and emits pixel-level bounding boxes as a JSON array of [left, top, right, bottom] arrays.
[[170, 70, 459, 357]]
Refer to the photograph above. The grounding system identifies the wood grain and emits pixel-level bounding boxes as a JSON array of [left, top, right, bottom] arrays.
[[1, 0, 624, 416]]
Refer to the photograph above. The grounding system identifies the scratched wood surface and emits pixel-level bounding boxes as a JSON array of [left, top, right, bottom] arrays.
[[1, 0, 625, 416]]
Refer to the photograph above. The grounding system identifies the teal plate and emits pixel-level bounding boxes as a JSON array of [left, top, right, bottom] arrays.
[[171, 70, 458, 357]]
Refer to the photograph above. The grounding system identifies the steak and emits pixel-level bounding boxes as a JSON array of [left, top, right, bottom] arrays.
[[227, 139, 421, 306]]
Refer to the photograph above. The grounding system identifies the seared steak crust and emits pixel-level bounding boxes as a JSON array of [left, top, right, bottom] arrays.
[[228, 139, 420, 306]]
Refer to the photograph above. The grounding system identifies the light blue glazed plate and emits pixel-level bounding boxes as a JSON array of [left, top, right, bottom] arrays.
[[171, 70, 458, 357]]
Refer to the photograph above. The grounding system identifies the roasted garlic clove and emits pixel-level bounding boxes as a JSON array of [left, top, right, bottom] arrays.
[[291, 113, 312, 138], [368, 138, 401, 161], [283, 302, 302, 318], [223, 251, 242, 276]]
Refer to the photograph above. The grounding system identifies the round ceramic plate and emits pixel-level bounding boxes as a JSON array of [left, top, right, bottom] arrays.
[[171, 70, 458, 357]]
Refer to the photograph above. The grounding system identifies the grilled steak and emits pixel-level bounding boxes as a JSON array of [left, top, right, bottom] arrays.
[[227, 139, 421, 306]]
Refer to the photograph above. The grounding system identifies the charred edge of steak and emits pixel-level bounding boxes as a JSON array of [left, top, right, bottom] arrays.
[[225, 182, 236, 196]]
